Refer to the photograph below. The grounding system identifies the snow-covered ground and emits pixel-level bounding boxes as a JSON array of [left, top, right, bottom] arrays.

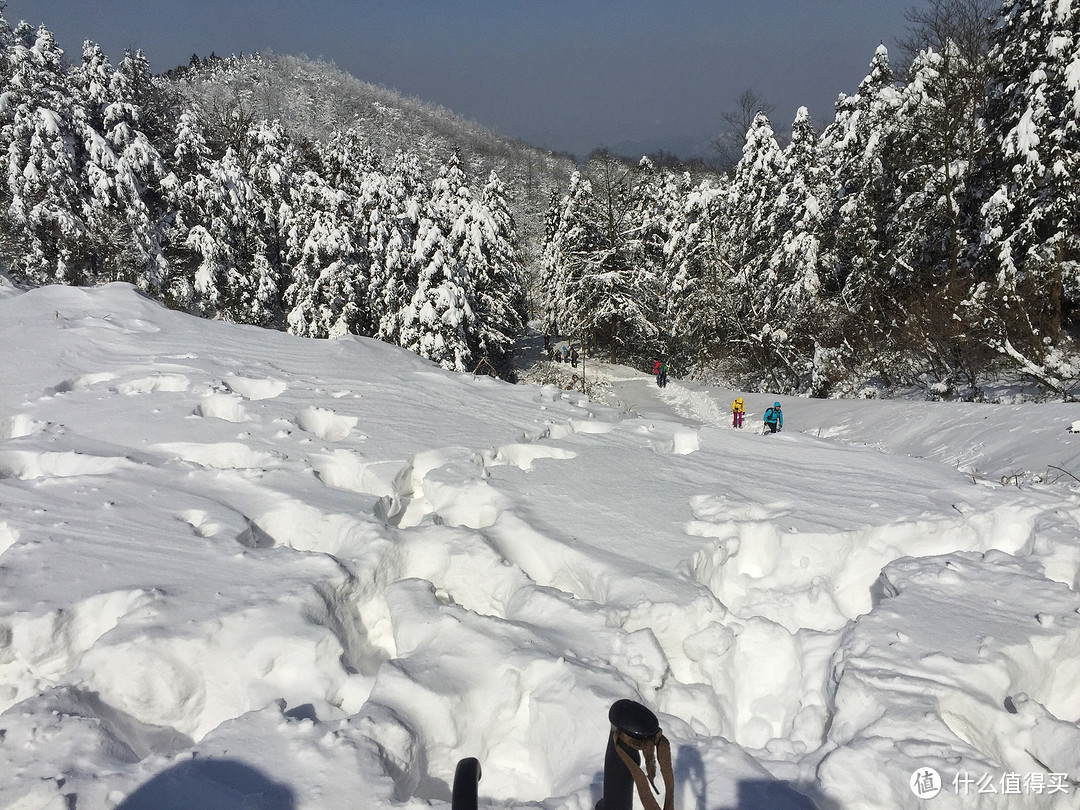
[[2, 283, 1080, 810]]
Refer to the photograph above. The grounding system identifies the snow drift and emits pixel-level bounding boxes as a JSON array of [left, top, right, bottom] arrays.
[[1, 283, 1079, 809]]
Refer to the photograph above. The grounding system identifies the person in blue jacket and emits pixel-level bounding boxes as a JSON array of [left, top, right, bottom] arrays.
[[763, 401, 783, 433]]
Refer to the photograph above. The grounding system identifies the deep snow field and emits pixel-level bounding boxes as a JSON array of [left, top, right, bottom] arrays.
[[2, 283, 1080, 810]]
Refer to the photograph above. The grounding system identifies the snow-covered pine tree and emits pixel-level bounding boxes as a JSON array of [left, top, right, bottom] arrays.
[[472, 170, 526, 374], [354, 151, 409, 345], [892, 47, 968, 289], [184, 147, 257, 319], [2, 25, 86, 285], [537, 188, 565, 334], [975, 0, 1080, 394], [369, 150, 426, 346], [630, 157, 680, 359], [71, 41, 112, 128], [580, 152, 658, 364], [244, 119, 303, 326], [540, 171, 601, 355], [324, 130, 393, 339], [0, 16, 36, 143], [723, 111, 787, 382], [0, 8, 18, 268], [0, 3, 11, 82], [549, 169, 606, 354], [432, 155, 524, 371], [92, 48, 169, 292], [161, 108, 212, 309], [322, 128, 377, 191], [399, 153, 475, 370], [70, 40, 117, 285], [664, 176, 727, 370], [284, 169, 362, 338], [114, 48, 170, 145], [769, 106, 828, 391], [886, 45, 992, 395], [817, 45, 903, 378]]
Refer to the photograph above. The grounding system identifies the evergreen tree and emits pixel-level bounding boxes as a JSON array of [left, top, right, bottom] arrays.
[[541, 172, 598, 348], [71, 40, 112, 127], [399, 154, 475, 370], [769, 106, 828, 391], [284, 169, 361, 338], [244, 119, 302, 325], [818, 45, 904, 379], [892, 47, 966, 288], [581, 152, 658, 363], [664, 176, 727, 370], [0, 3, 12, 81], [2, 25, 86, 285], [96, 49, 169, 291], [723, 111, 787, 382], [631, 158, 680, 358], [887, 46, 990, 394], [369, 151, 426, 346], [162, 109, 213, 309], [537, 188, 565, 333], [184, 147, 257, 319], [399, 215, 474, 370], [472, 170, 526, 373], [977, 0, 1080, 389], [113, 49, 170, 144]]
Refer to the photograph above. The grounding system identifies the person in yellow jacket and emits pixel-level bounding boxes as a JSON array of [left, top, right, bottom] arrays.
[[732, 397, 745, 428]]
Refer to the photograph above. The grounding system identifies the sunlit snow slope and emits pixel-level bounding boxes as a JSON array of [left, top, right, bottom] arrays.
[[2, 283, 1080, 810]]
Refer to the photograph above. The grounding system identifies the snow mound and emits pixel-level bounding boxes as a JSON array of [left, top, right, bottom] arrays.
[[193, 393, 249, 422], [0, 449, 137, 479], [116, 373, 191, 395], [310, 449, 397, 497], [821, 552, 1080, 807], [0, 588, 159, 714], [297, 405, 358, 441], [151, 441, 282, 470], [0, 521, 19, 555], [224, 374, 287, 400], [0, 414, 46, 439]]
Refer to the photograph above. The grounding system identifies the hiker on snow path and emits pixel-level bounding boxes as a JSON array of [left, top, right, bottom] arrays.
[[655, 361, 668, 388], [732, 397, 745, 428], [763, 401, 783, 433]]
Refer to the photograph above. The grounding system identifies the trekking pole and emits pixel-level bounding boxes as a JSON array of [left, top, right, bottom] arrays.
[[595, 699, 672, 810], [451, 757, 481, 810]]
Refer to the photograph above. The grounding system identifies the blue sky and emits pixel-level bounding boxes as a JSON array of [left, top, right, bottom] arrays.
[[5, 0, 913, 157]]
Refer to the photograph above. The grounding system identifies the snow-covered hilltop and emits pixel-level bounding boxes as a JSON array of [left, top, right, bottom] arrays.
[[2, 283, 1079, 809]]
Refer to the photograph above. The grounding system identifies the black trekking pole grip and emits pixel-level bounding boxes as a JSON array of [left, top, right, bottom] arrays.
[[451, 757, 482, 810], [595, 699, 660, 810]]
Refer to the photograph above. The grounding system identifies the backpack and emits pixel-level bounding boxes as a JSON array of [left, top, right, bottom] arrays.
[[653, 361, 661, 374]]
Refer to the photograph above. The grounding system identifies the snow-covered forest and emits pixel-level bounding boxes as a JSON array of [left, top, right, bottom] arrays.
[[1, 0, 1078, 399], [539, 0, 1080, 400], [0, 4, 575, 376]]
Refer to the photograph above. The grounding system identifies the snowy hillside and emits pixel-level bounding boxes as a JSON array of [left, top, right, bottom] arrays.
[[170, 51, 577, 261], [2, 284, 1080, 810]]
